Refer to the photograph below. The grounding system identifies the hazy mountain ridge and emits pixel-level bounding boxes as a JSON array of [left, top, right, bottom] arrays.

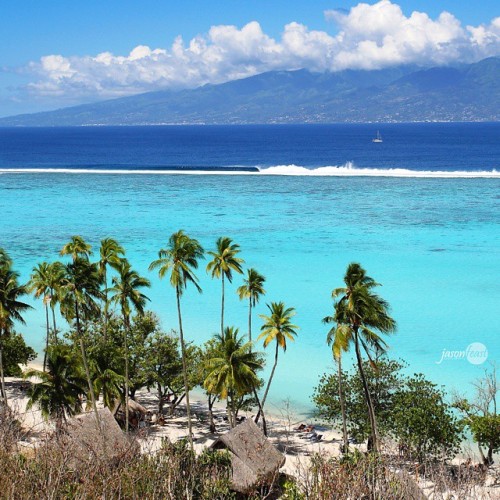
[[1, 58, 498, 126]]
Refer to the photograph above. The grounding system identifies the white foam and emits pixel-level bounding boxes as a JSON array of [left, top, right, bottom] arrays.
[[0, 162, 499, 178], [260, 162, 500, 178]]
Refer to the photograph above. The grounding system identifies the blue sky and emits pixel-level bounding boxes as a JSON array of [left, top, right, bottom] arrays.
[[1, 0, 499, 116]]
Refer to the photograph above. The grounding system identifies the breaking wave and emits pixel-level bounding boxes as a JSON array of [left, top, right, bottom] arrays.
[[0, 162, 499, 178]]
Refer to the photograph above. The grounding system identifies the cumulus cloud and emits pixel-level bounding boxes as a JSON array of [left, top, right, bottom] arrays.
[[20, 1, 500, 99]]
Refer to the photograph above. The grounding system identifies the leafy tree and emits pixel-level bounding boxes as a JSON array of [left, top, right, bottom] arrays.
[[204, 327, 263, 427], [0, 251, 32, 405], [467, 415, 500, 465], [256, 301, 298, 429], [454, 366, 499, 465], [207, 237, 244, 335], [332, 263, 396, 452], [392, 375, 464, 462], [109, 259, 150, 432], [25, 344, 87, 431], [314, 358, 405, 443], [149, 230, 204, 451], [145, 330, 201, 416], [1, 332, 36, 377]]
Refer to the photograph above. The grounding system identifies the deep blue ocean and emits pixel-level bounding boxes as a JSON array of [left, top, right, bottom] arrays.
[[0, 123, 499, 410]]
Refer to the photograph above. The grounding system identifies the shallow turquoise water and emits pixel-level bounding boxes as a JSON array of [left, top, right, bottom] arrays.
[[1, 172, 498, 409]]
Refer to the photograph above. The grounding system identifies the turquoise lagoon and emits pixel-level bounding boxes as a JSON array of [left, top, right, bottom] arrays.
[[1, 171, 499, 410]]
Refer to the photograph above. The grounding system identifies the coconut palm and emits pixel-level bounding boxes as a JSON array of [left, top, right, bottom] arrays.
[[60, 235, 92, 262], [98, 238, 125, 339], [25, 344, 87, 432], [207, 237, 244, 335], [237, 268, 266, 345], [256, 302, 298, 423], [28, 262, 60, 370], [45, 262, 65, 340], [204, 326, 262, 427], [323, 304, 350, 454], [149, 230, 204, 451], [60, 255, 103, 435], [109, 259, 150, 432], [0, 254, 32, 405], [332, 263, 396, 453]]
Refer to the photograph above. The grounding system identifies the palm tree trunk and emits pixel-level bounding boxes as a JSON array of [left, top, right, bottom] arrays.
[[51, 304, 58, 342], [255, 341, 279, 425], [221, 274, 225, 335], [103, 269, 108, 342], [338, 356, 349, 454], [75, 302, 104, 442], [354, 330, 379, 453], [230, 390, 236, 428], [43, 303, 50, 372], [124, 314, 130, 434], [0, 328, 7, 406], [176, 286, 194, 452], [208, 394, 216, 433], [248, 299, 252, 344]]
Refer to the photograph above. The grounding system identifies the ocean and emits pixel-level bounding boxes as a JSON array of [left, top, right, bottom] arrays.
[[0, 123, 499, 411]]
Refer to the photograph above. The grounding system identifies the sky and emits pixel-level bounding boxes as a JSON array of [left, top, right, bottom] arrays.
[[1, 0, 499, 117]]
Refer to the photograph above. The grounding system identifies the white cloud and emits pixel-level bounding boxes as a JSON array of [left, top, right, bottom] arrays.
[[20, 1, 500, 99]]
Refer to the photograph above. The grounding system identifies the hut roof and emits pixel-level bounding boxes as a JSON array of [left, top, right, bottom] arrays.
[[62, 407, 132, 462], [211, 419, 285, 493]]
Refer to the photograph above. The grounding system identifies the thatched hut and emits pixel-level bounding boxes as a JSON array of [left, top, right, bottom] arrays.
[[210, 419, 285, 494], [60, 407, 132, 463], [113, 399, 148, 429]]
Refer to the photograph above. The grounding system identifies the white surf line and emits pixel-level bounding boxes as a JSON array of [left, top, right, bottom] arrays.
[[1, 166, 499, 178]]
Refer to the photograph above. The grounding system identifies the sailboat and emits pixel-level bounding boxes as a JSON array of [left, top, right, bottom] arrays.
[[372, 131, 383, 143]]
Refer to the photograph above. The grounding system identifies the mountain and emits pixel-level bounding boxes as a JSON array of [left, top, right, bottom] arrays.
[[1, 58, 498, 126]]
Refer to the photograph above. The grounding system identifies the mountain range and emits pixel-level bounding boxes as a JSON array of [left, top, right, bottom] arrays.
[[1, 57, 498, 126]]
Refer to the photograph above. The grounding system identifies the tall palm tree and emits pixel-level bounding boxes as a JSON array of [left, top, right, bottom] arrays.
[[61, 254, 103, 436], [0, 253, 32, 405], [149, 230, 204, 451], [109, 259, 150, 432], [323, 305, 350, 454], [25, 344, 87, 432], [28, 262, 57, 370], [333, 263, 396, 453], [256, 301, 298, 424], [98, 238, 125, 340], [45, 262, 65, 340], [237, 268, 266, 345], [207, 237, 244, 335], [204, 326, 262, 427]]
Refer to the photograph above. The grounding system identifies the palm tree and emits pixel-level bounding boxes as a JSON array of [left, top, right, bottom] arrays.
[[237, 268, 266, 345], [323, 304, 350, 454], [109, 259, 150, 432], [204, 326, 262, 427], [149, 230, 204, 451], [25, 344, 87, 432], [98, 238, 125, 340], [45, 262, 65, 340], [60, 235, 92, 262], [28, 262, 58, 371], [207, 237, 244, 335], [60, 254, 103, 436], [0, 253, 32, 405], [332, 263, 396, 453], [256, 301, 298, 424]]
